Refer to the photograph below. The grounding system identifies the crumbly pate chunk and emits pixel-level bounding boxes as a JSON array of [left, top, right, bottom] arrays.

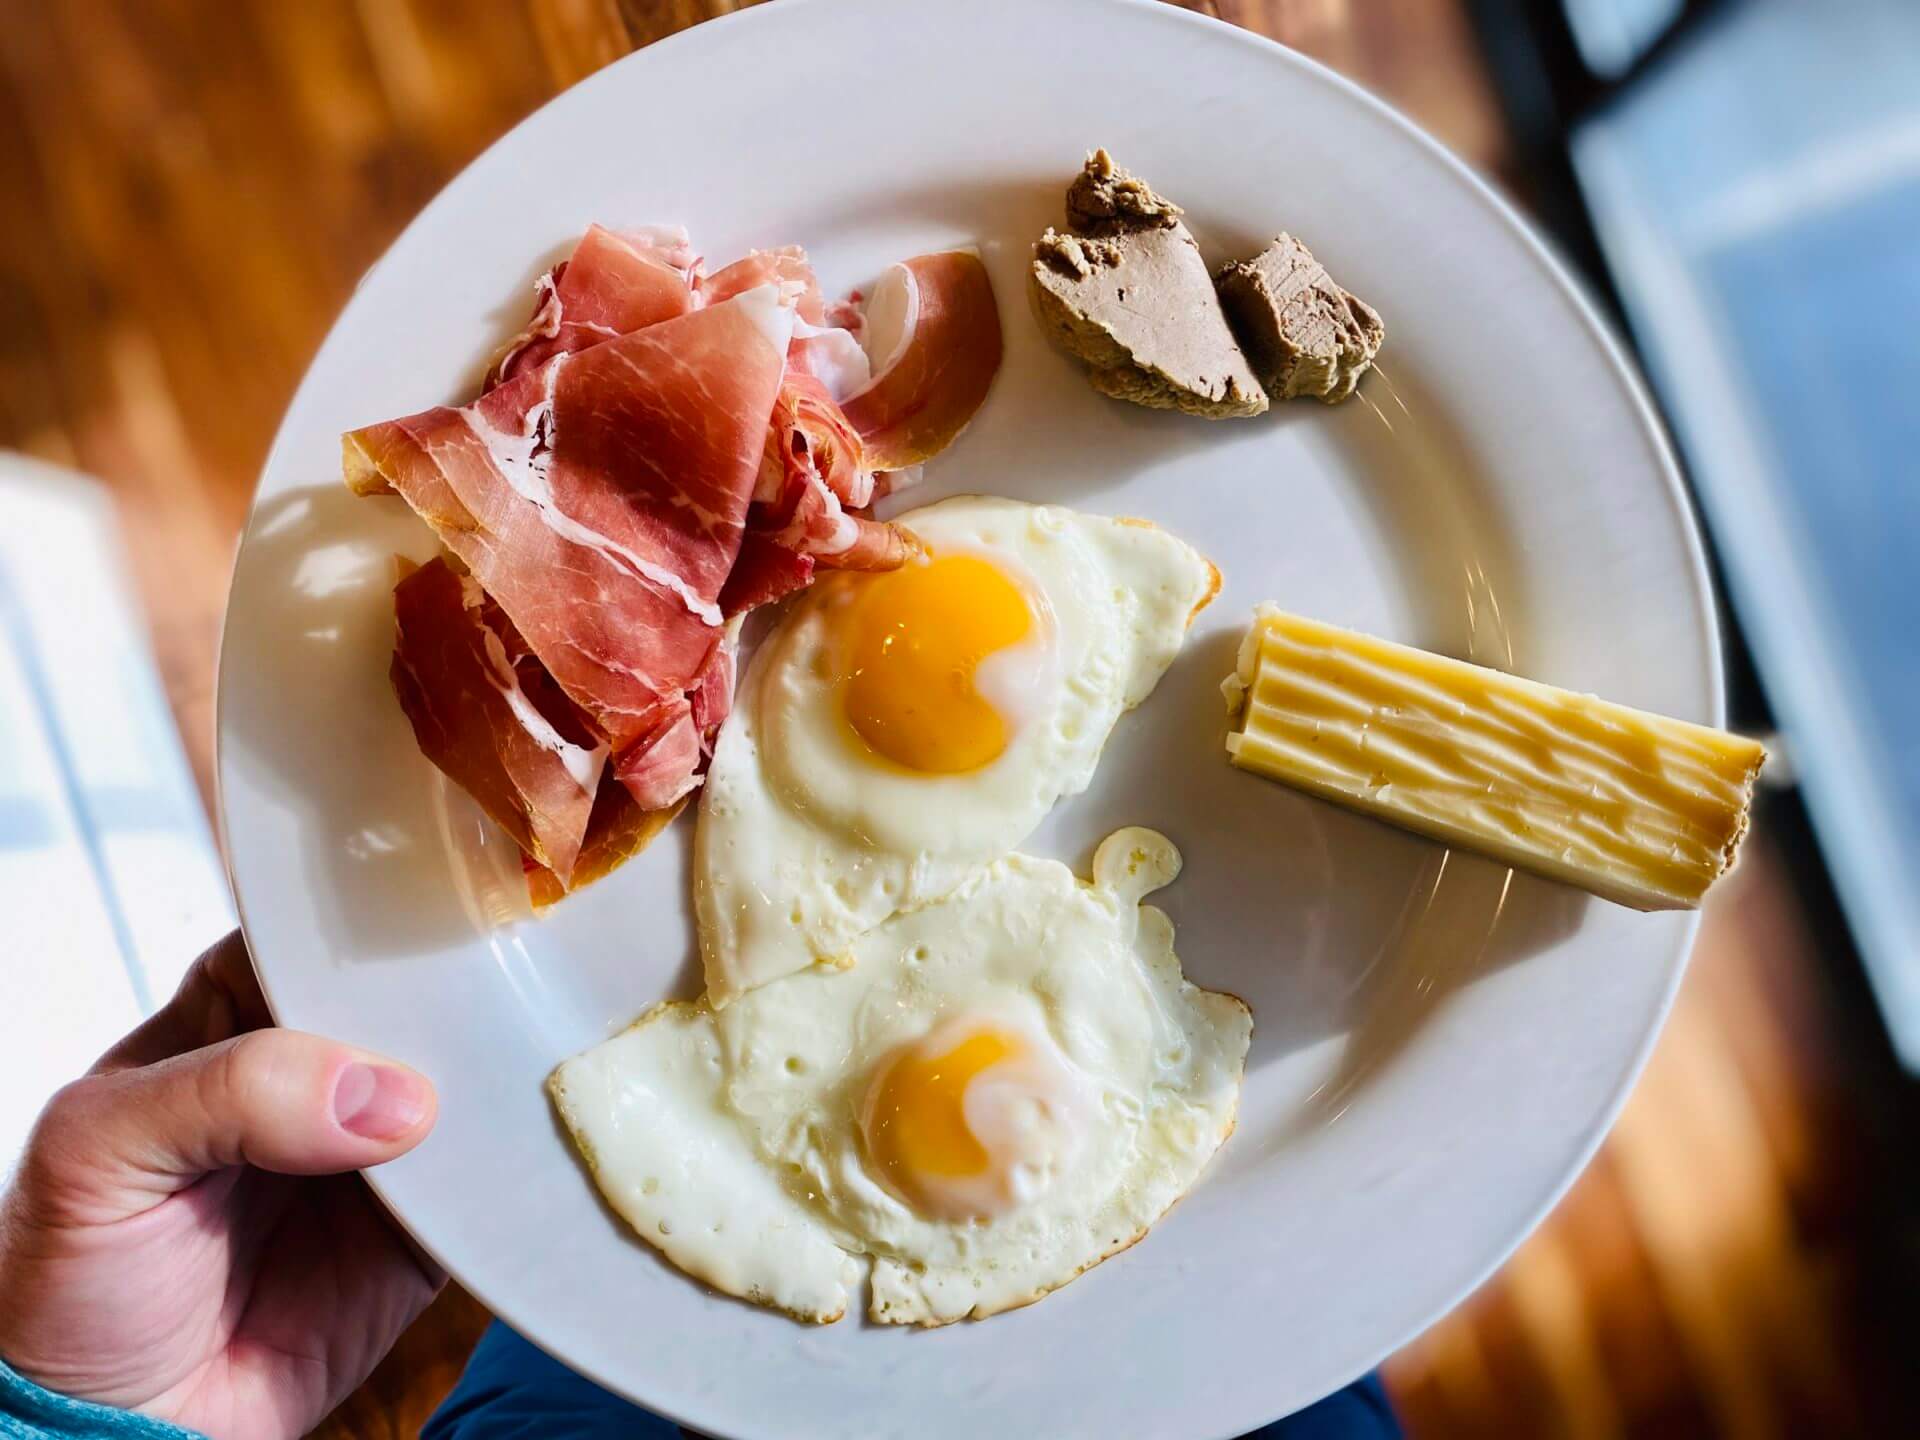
[[1029, 150, 1267, 419], [1216, 232, 1383, 403]]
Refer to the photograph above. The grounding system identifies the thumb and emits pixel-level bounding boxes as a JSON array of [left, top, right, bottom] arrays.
[[24, 1030, 437, 1220]]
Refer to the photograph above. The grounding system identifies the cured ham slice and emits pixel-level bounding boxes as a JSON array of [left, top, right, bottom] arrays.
[[719, 530, 816, 616], [350, 227, 1005, 905], [840, 251, 1003, 471], [761, 367, 872, 509], [390, 556, 603, 886], [487, 233, 919, 581], [346, 285, 795, 810], [391, 554, 685, 905], [707, 249, 873, 501], [704, 248, 873, 409], [702, 246, 825, 322], [753, 366, 912, 576], [527, 781, 685, 910], [704, 252, 912, 579], [489, 224, 699, 386], [756, 462, 915, 571], [687, 624, 738, 746]]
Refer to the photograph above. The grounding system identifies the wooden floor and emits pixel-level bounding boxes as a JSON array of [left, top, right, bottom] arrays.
[[2, 1, 1911, 1435]]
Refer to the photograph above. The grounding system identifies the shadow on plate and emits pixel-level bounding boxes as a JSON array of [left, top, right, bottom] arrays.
[[1332, 356, 1531, 667], [524, 810, 708, 1018], [221, 482, 479, 962], [1062, 631, 1583, 1109]]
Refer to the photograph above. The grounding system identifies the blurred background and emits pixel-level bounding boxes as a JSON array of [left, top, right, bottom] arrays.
[[1, 1, 1915, 1435]]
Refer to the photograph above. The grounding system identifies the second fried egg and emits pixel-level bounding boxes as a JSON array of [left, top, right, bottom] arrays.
[[553, 828, 1251, 1326]]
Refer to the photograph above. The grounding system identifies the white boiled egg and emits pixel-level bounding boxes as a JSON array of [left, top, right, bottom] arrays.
[[694, 496, 1216, 1003], [551, 828, 1251, 1326]]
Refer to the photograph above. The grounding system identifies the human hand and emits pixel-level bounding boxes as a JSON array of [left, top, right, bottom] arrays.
[[0, 931, 441, 1439]]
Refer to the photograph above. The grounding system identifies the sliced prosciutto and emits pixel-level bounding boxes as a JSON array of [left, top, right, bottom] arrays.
[[348, 226, 1005, 906], [718, 530, 817, 616], [390, 554, 691, 903], [746, 366, 915, 599], [702, 246, 825, 321], [390, 556, 603, 885], [704, 247, 873, 411], [346, 285, 795, 810], [707, 253, 924, 583], [481, 234, 907, 579], [764, 361, 870, 506], [489, 224, 699, 386], [839, 251, 1003, 471], [526, 777, 685, 910], [505, 236, 914, 577]]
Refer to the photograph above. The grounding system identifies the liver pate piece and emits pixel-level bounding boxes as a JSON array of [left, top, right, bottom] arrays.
[[1029, 150, 1267, 419], [1216, 233, 1383, 403]]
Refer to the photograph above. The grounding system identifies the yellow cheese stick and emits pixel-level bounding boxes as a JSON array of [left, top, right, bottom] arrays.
[[1223, 606, 1765, 910]]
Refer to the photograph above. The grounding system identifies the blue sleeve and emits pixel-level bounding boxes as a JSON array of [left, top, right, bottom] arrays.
[[0, 1357, 205, 1440], [423, 1323, 683, 1439], [426, 1322, 1399, 1440]]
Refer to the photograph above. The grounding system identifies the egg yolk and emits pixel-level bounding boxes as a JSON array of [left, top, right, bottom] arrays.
[[863, 1027, 1018, 1204], [839, 552, 1033, 774]]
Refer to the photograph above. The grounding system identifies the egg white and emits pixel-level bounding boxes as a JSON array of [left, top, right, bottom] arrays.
[[551, 828, 1251, 1327], [695, 495, 1216, 1004]]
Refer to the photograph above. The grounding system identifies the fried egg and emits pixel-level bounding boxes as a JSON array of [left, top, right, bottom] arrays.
[[695, 496, 1216, 1003], [552, 828, 1251, 1325]]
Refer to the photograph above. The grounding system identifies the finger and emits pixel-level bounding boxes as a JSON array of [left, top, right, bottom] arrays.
[[94, 931, 271, 1074], [198, 926, 272, 1026], [25, 1029, 437, 1222]]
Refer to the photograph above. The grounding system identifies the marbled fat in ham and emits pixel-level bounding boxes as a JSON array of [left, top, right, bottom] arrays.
[[390, 555, 603, 886], [488, 225, 699, 386], [493, 236, 903, 583], [524, 776, 684, 911], [347, 285, 794, 813], [701, 246, 826, 322], [838, 251, 1003, 471], [346, 228, 1004, 901]]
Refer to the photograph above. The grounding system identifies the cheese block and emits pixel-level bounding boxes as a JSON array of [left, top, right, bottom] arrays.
[[1223, 607, 1766, 910]]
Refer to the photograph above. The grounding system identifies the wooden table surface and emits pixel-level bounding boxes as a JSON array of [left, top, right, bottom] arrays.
[[2, 2, 1906, 1435]]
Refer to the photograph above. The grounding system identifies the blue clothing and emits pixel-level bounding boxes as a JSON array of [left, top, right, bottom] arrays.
[[0, 1357, 201, 1440], [425, 1321, 1401, 1440], [423, 1323, 684, 1439], [1, 1325, 1399, 1439]]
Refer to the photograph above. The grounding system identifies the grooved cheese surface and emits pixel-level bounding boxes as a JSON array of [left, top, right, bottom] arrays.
[[1224, 607, 1765, 910]]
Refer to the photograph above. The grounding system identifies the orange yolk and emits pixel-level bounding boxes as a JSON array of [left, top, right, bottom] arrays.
[[839, 553, 1033, 774], [863, 1027, 1018, 1205]]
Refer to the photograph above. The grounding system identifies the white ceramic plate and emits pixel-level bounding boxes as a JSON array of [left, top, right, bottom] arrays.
[[217, 1, 1718, 1435]]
